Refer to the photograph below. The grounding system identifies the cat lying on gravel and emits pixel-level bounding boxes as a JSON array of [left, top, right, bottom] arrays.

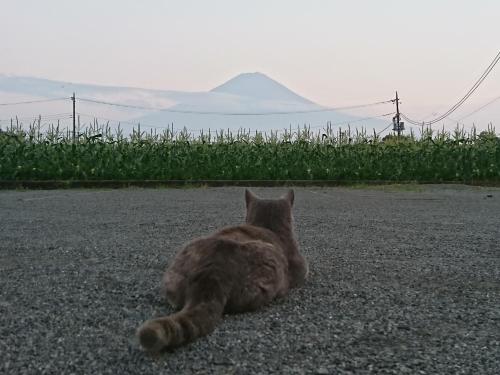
[[137, 189, 308, 352]]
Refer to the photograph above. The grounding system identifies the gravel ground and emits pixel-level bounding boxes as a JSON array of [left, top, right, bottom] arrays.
[[1, 185, 499, 375]]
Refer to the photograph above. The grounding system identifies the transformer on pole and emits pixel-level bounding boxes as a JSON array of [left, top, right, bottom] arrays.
[[392, 91, 405, 136]]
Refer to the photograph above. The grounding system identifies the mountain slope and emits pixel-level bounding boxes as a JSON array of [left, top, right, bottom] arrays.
[[211, 72, 315, 104], [0, 73, 388, 133]]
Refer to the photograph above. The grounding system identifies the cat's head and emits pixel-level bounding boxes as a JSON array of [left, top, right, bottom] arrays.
[[244, 189, 294, 231]]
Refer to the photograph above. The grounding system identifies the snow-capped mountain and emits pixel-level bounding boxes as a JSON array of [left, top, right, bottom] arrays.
[[211, 72, 315, 104], [0, 73, 388, 134]]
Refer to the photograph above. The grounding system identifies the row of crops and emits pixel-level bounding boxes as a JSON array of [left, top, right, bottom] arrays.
[[1, 121, 499, 182]]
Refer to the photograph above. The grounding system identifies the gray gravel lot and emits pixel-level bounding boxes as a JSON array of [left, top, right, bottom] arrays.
[[1, 185, 499, 374]]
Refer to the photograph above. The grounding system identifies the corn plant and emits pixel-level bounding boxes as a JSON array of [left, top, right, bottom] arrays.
[[1, 120, 498, 182]]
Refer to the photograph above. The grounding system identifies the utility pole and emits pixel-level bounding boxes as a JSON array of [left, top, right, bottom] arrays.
[[71, 92, 76, 142], [392, 91, 404, 136], [395, 91, 400, 136]]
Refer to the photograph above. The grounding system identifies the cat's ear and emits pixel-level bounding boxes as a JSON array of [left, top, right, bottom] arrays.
[[245, 189, 257, 207], [283, 189, 294, 206]]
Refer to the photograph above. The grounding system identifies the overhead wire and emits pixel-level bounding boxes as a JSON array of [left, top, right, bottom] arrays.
[[76, 112, 195, 132], [0, 94, 393, 115], [74, 110, 395, 136], [457, 95, 500, 121], [1, 113, 73, 124], [0, 89, 395, 121], [310, 111, 395, 129], [376, 122, 394, 137], [0, 97, 69, 106], [77, 97, 394, 115], [402, 50, 500, 125], [0, 94, 396, 134]]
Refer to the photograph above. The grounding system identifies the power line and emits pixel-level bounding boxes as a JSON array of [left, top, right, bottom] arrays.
[[76, 112, 172, 130], [402, 50, 500, 126], [1, 113, 73, 123], [310, 111, 395, 129], [0, 90, 394, 117], [376, 122, 393, 137], [77, 97, 394, 116], [76, 111, 394, 135], [400, 113, 424, 126], [457, 95, 500, 121], [77, 98, 153, 111], [0, 97, 69, 106], [1, 109, 404, 139], [12, 113, 72, 119], [429, 50, 500, 123], [400, 112, 460, 126], [317, 100, 395, 112]]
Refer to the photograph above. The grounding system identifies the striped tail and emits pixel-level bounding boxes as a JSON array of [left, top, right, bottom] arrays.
[[137, 269, 229, 352]]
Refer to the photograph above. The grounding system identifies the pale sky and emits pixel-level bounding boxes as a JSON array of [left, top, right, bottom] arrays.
[[2, 0, 500, 123]]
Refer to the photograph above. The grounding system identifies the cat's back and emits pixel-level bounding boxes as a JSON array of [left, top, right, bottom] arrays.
[[169, 224, 287, 279], [170, 224, 281, 269], [215, 224, 281, 246], [164, 224, 286, 305]]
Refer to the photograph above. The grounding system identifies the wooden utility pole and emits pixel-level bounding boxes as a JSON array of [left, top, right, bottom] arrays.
[[392, 91, 404, 136], [71, 93, 76, 142], [395, 91, 400, 136]]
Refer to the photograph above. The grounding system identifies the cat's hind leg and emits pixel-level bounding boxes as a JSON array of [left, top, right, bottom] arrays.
[[225, 241, 289, 313], [162, 271, 187, 309]]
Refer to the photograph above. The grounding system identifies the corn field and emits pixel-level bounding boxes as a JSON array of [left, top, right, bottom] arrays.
[[1, 120, 499, 182]]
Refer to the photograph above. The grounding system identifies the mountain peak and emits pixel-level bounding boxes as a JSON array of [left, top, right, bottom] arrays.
[[210, 72, 314, 104]]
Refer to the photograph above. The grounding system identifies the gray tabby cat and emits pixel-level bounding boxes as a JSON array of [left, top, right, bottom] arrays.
[[137, 189, 308, 352]]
